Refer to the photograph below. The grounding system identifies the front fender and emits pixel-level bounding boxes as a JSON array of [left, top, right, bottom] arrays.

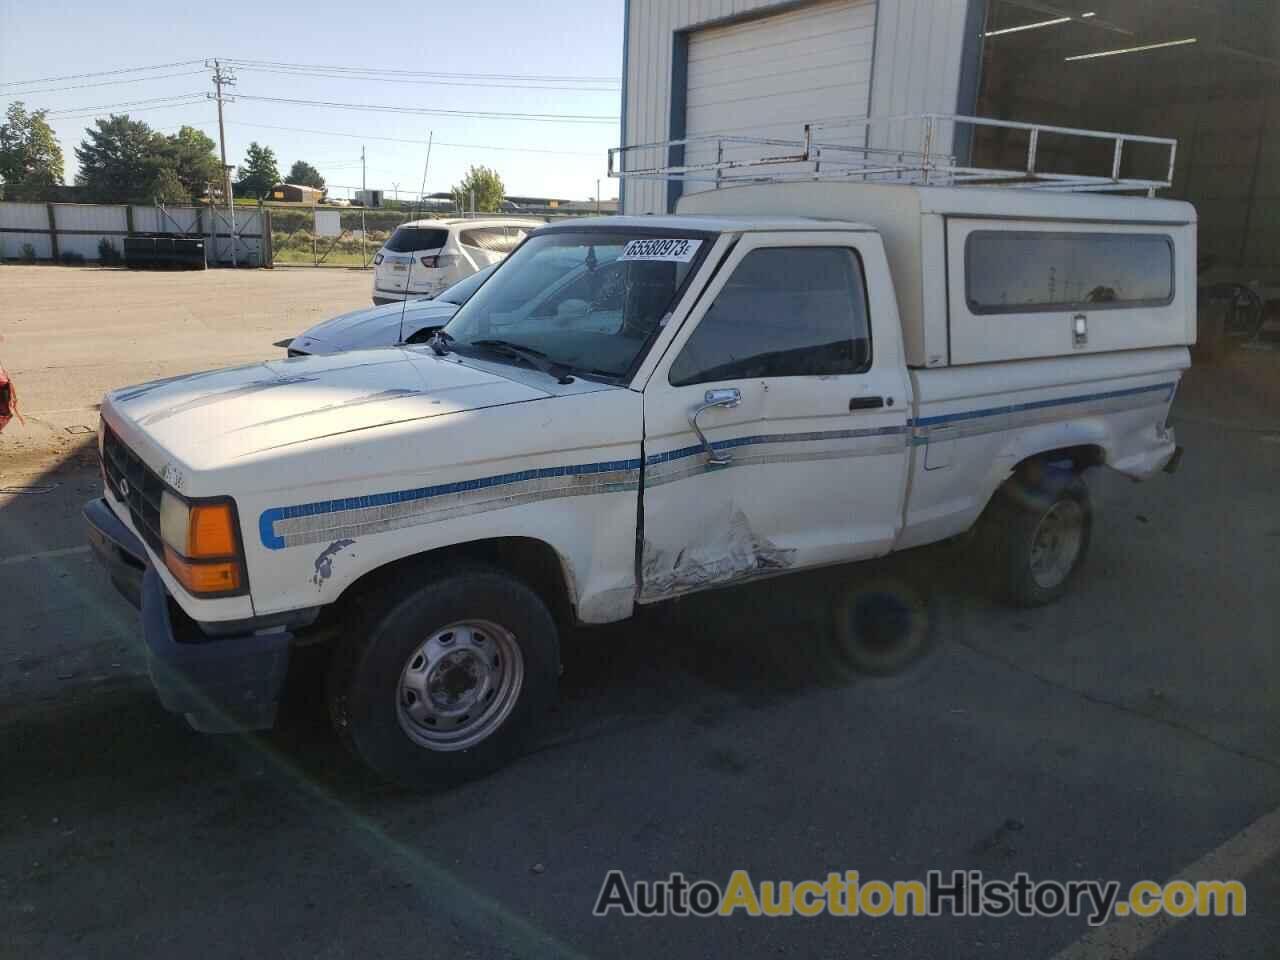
[[237, 390, 645, 625]]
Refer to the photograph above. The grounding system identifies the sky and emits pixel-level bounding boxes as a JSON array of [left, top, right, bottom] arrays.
[[0, 0, 625, 201]]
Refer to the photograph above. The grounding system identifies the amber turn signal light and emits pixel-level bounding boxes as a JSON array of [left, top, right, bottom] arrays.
[[164, 547, 243, 594]]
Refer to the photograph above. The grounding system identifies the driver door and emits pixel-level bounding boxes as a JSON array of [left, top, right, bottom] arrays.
[[638, 232, 911, 602]]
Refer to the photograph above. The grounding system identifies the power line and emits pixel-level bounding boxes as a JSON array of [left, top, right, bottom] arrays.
[[0, 58, 206, 88], [49, 103, 211, 123], [221, 57, 619, 84], [2, 70, 209, 97], [231, 93, 617, 124], [225, 119, 601, 156], [153, 120, 217, 134], [42, 93, 208, 117], [230, 65, 618, 93]]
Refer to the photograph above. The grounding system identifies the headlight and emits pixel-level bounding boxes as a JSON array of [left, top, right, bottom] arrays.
[[159, 491, 246, 596]]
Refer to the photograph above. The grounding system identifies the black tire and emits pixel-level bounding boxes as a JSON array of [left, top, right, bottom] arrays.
[[327, 566, 560, 789], [982, 466, 1093, 608], [830, 576, 938, 675], [1225, 285, 1265, 340]]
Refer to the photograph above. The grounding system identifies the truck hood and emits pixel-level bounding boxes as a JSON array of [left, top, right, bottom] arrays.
[[103, 348, 550, 471], [289, 299, 459, 355]]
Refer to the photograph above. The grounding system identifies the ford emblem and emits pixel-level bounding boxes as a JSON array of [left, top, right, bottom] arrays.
[[119, 477, 130, 497]]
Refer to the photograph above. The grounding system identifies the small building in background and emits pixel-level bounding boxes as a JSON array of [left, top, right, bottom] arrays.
[[556, 198, 619, 215], [354, 189, 384, 208], [269, 183, 326, 204]]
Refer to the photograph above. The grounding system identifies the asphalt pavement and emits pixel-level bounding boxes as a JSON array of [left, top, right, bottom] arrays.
[[1, 266, 1278, 959]]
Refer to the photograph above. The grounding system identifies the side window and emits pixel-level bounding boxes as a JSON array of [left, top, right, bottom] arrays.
[[669, 246, 871, 387], [460, 227, 507, 252], [965, 231, 1174, 313]]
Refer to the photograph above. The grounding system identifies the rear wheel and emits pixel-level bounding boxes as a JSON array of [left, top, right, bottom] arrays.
[[982, 467, 1093, 607], [328, 567, 559, 789]]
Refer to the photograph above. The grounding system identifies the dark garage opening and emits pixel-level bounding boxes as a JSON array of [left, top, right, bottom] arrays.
[[972, 0, 1280, 301]]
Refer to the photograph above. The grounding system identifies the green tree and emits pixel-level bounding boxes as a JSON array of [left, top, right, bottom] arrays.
[[158, 125, 219, 198], [287, 159, 325, 190], [76, 115, 212, 203], [75, 114, 162, 201], [237, 142, 280, 199], [0, 102, 64, 200], [146, 165, 190, 204], [451, 165, 504, 212]]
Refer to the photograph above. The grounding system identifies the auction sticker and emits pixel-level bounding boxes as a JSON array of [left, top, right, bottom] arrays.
[[619, 238, 702, 262]]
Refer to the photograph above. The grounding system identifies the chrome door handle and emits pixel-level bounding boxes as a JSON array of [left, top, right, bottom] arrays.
[[689, 387, 741, 465]]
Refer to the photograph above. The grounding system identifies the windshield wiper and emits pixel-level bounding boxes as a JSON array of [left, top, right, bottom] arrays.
[[427, 329, 454, 356], [467, 339, 576, 384]]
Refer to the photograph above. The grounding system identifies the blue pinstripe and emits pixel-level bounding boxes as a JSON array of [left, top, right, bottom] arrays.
[[256, 381, 1177, 549]]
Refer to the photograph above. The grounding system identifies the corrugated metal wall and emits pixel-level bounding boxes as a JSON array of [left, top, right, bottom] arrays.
[[0, 203, 264, 265], [867, 0, 970, 151], [0, 202, 54, 259], [621, 0, 975, 213]]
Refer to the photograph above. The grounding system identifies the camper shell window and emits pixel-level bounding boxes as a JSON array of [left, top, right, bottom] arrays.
[[965, 231, 1175, 315]]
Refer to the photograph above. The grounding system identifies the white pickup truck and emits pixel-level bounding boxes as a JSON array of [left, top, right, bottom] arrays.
[[85, 173, 1193, 787]]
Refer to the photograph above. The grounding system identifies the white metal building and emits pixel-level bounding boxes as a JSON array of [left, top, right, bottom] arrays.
[[619, 0, 982, 215]]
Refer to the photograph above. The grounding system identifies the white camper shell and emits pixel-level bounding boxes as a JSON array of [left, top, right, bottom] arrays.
[[679, 181, 1196, 367]]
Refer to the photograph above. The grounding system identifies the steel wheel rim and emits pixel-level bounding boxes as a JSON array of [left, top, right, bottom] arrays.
[[1029, 500, 1084, 590], [396, 619, 524, 752]]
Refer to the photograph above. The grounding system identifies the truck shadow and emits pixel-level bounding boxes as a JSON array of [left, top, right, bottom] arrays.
[[0, 434, 973, 810], [268, 545, 972, 796], [1, 550, 974, 818]]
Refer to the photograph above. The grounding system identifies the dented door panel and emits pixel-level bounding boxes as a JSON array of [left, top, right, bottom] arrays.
[[638, 232, 912, 602]]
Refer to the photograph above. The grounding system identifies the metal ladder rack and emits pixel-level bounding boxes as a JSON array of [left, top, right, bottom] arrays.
[[608, 113, 1178, 197]]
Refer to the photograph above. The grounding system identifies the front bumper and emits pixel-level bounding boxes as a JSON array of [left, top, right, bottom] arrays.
[[83, 498, 292, 732]]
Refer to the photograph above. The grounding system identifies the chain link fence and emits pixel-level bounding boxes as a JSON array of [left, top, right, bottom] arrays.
[[267, 205, 609, 268]]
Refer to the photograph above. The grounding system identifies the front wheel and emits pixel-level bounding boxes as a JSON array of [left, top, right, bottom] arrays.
[[328, 568, 560, 789], [982, 468, 1093, 608]]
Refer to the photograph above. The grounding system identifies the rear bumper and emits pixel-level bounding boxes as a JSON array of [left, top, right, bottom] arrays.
[[83, 498, 292, 732], [1110, 429, 1183, 480]]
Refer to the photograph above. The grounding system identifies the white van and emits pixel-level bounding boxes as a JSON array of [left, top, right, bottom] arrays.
[[371, 217, 542, 304], [85, 117, 1193, 787]]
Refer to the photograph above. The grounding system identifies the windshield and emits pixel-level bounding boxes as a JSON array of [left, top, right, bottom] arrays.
[[442, 231, 710, 380], [436, 265, 494, 305]]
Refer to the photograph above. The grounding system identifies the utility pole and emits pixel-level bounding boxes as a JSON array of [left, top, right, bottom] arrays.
[[391, 181, 400, 206], [360, 145, 367, 268], [596, 179, 601, 215], [206, 59, 238, 267]]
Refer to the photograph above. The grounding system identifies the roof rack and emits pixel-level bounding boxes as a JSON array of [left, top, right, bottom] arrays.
[[608, 114, 1178, 197]]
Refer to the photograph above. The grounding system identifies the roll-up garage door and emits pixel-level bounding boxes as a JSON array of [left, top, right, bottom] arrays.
[[682, 0, 878, 196]]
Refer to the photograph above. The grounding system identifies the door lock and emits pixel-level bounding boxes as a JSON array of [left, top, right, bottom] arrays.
[[1073, 313, 1088, 348], [689, 388, 741, 465]]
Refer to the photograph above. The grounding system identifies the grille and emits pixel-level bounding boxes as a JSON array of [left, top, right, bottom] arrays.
[[101, 423, 165, 553]]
